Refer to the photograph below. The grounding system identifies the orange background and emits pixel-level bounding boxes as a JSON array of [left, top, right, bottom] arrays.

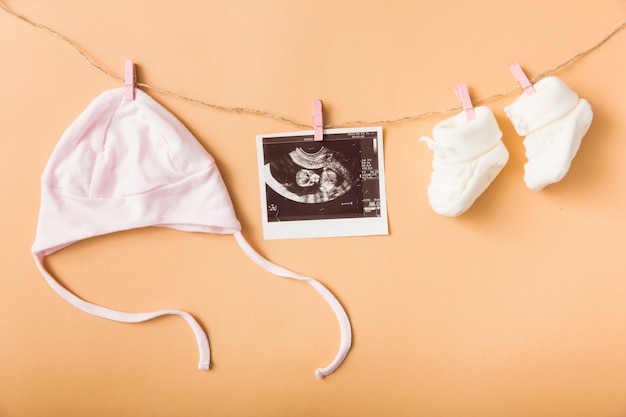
[[1, 1, 626, 416]]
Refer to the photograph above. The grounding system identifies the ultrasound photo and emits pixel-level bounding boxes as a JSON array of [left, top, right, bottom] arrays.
[[256, 127, 388, 240]]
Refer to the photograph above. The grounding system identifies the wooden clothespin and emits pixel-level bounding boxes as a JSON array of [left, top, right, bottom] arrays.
[[454, 83, 475, 121], [124, 60, 136, 101], [312, 99, 324, 141], [509, 63, 535, 95]]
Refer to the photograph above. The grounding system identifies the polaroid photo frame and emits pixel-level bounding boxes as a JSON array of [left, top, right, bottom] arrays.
[[256, 127, 388, 240]]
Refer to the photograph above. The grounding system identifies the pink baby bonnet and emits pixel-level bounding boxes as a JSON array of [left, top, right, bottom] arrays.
[[31, 87, 351, 378]]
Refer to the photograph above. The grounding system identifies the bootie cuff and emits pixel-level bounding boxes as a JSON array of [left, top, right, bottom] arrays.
[[432, 106, 503, 164], [505, 76, 579, 136]]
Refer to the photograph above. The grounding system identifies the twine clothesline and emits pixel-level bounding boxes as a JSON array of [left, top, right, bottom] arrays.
[[1, 2, 624, 129]]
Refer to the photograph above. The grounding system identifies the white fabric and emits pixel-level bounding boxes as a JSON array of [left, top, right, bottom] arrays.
[[31, 87, 352, 377], [421, 106, 509, 217], [505, 76, 593, 190], [234, 232, 352, 379], [34, 254, 211, 370]]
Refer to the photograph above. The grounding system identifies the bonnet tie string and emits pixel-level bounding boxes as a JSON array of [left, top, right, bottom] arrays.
[[33, 254, 211, 370], [233, 231, 352, 378]]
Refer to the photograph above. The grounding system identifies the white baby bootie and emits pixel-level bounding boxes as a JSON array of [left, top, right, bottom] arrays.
[[504, 76, 593, 190], [420, 106, 509, 217]]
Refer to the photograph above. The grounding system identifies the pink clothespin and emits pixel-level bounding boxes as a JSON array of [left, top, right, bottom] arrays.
[[454, 83, 475, 121], [509, 63, 535, 95], [124, 60, 136, 101], [312, 99, 324, 141]]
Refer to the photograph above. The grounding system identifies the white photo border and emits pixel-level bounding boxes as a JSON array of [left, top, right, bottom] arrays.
[[256, 126, 388, 240]]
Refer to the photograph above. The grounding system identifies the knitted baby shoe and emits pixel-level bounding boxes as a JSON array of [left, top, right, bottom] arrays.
[[420, 106, 509, 217], [504, 76, 593, 190]]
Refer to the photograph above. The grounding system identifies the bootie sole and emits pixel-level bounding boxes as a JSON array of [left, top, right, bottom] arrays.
[[523, 99, 593, 190], [428, 142, 509, 216]]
